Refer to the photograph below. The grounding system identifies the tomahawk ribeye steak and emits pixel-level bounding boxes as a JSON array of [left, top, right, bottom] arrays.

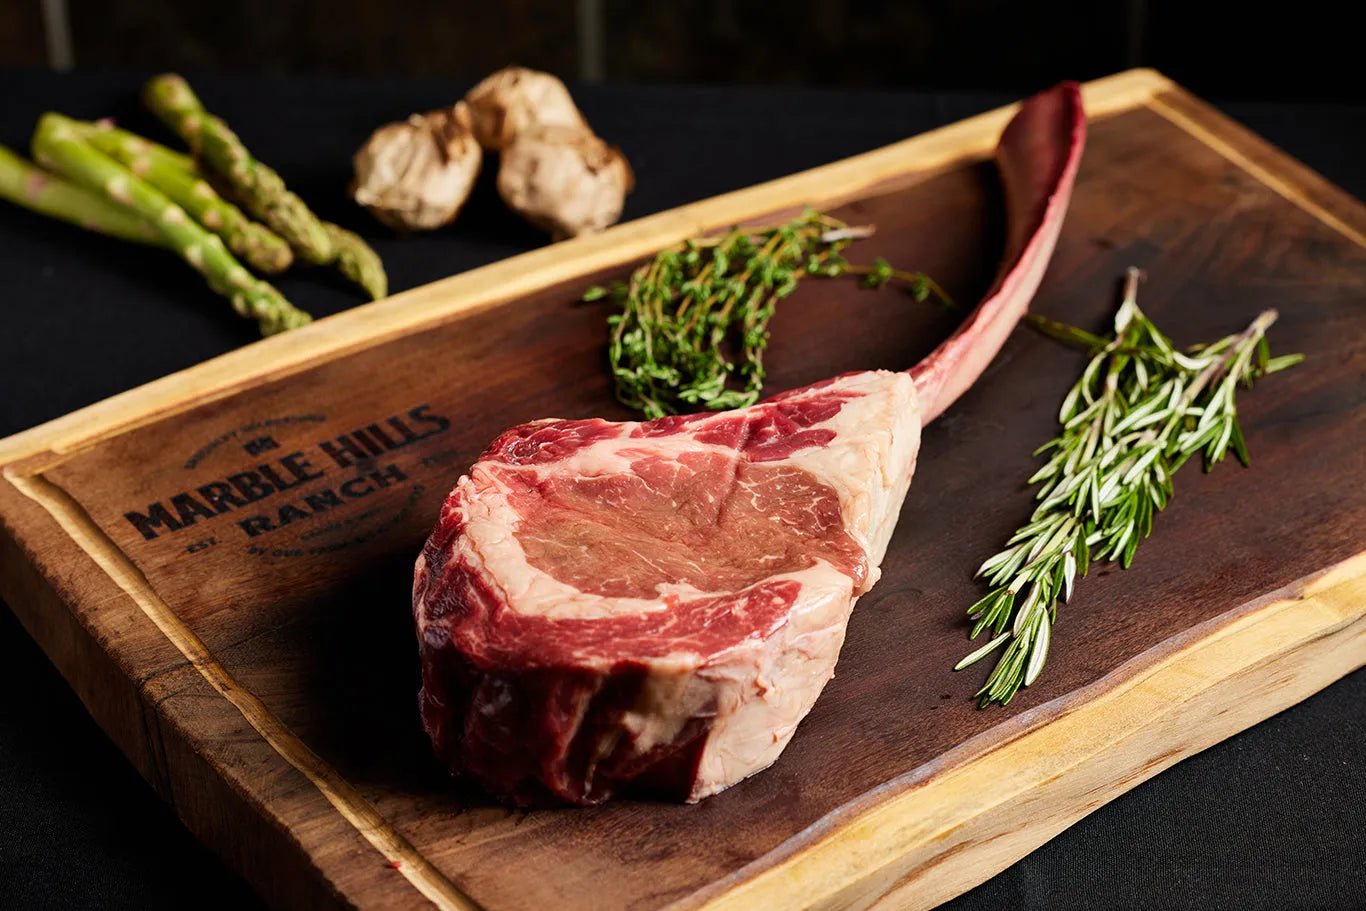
[[413, 83, 1087, 806]]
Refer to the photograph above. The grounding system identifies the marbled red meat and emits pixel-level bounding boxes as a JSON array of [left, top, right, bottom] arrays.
[[413, 83, 1087, 805]]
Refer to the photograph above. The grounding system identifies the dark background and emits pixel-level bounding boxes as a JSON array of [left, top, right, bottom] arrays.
[[2, 2, 1365, 911], [0, 0, 1361, 102]]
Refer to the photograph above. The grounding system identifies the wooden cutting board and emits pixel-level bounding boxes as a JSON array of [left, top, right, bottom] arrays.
[[1, 69, 1363, 911]]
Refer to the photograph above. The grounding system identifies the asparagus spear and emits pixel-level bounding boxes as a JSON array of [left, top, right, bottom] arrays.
[[142, 74, 332, 262], [80, 121, 294, 274], [93, 119, 197, 172], [0, 144, 161, 246], [323, 221, 387, 299], [143, 74, 388, 299], [32, 113, 311, 335]]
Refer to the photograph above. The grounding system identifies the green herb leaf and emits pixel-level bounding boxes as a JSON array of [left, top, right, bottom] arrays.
[[956, 268, 1302, 706], [596, 210, 951, 418]]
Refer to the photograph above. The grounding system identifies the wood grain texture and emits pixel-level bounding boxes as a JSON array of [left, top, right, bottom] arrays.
[[1, 70, 1363, 910]]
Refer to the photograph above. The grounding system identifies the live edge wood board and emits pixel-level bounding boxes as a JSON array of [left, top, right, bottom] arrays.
[[1, 69, 1364, 910]]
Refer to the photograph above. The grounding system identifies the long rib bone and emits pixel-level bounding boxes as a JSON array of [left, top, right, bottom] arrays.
[[412, 83, 1087, 806]]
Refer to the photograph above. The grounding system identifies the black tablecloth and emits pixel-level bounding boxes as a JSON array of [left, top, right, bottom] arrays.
[[1, 69, 1363, 910]]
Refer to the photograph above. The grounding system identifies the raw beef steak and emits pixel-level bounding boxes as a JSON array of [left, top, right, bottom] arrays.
[[413, 83, 1086, 805]]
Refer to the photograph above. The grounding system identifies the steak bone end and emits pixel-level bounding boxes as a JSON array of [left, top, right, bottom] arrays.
[[413, 82, 1087, 806]]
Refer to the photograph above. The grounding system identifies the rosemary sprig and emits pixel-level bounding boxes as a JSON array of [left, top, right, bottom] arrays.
[[956, 268, 1304, 706], [585, 208, 951, 419]]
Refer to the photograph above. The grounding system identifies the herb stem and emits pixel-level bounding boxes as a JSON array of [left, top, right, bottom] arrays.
[[957, 269, 1301, 706], [589, 209, 953, 419], [838, 263, 958, 310]]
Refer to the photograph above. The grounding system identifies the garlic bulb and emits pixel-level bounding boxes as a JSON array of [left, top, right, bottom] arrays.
[[496, 124, 634, 240], [464, 67, 587, 152], [351, 103, 482, 231]]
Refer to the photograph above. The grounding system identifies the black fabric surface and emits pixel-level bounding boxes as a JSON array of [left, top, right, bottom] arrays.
[[1, 69, 1363, 910]]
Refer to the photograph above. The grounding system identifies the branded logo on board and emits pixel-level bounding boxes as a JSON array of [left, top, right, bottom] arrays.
[[242, 435, 280, 457], [120, 403, 454, 557]]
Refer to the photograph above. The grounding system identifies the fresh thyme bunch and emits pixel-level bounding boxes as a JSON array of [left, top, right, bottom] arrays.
[[957, 268, 1303, 706], [585, 209, 951, 419]]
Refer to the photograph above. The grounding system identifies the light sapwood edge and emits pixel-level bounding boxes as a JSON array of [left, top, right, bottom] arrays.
[[5, 469, 479, 911], [1144, 95, 1366, 250], [0, 528, 364, 910], [689, 551, 1366, 911], [0, 68, 1172, 470]]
